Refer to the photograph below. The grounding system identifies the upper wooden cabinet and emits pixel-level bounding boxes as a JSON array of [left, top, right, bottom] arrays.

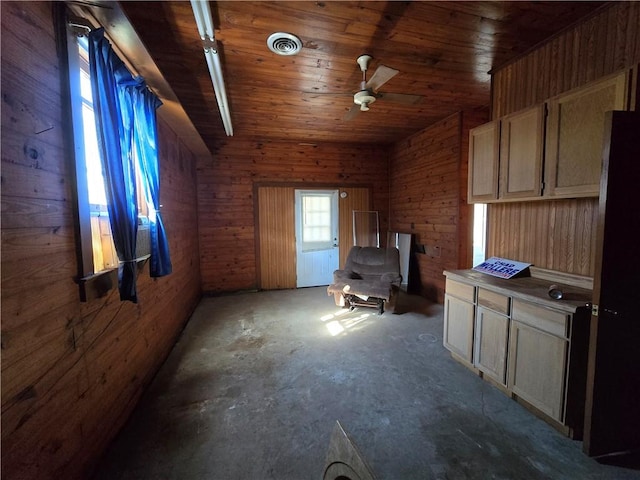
[[468, 120, 500, 202], [468, 68, 632, 204], [499, 104, 545, 200], [544, 71, 630, 198], [469, 105, 545, 203]]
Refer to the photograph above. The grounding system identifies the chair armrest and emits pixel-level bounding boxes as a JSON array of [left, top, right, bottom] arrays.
[[380, 272, 402, 285], [333, 269, 361, 281]]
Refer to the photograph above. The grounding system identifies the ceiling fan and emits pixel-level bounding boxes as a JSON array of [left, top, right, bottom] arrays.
[[344, 54, 424, 121]]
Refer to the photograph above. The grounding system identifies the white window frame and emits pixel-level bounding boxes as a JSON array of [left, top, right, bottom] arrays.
[[472, 203, 488, 267]]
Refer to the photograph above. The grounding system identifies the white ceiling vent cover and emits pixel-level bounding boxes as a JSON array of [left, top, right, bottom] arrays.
[[267, 32, 302, 55]]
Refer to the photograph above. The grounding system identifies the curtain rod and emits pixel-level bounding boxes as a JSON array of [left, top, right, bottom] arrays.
[[65, 5, 142, 80], [67, 14, 93, 36]]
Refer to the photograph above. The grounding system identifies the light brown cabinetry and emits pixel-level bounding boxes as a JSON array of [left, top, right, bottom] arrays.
[[474, 306, 509, 385], [468, 104, 545, 203], [474, 289, 510, 384], [508, 300, 570, 421], [545, 72, 629, 198], [468, 121, 499, 202], [443, 279, 475, 364], [443, 269, 591, 438], [499, 104, 545, 199], [468, 69, 631, 203]]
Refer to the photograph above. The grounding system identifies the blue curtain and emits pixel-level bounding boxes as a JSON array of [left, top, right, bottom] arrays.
[[131, 85, 173, 277], [88, 29, 139, 302]]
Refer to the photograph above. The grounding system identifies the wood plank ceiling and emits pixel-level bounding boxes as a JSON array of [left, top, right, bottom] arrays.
[[119, 1, 604, 146]]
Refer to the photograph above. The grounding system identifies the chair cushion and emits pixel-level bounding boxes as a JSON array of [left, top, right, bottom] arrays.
[[327, 246, 402, 302]]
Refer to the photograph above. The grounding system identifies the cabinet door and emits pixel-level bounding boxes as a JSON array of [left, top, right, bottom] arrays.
[[544, 71, 629, 198], [474, 306, 509, 385], [499, 104, 544, 200], [443, 294, 474, 364], [468, 120, 500, 203], [508, 320, 567, 421]]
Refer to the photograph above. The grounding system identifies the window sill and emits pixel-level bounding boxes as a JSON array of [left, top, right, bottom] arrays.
[[78, 255, 150, 302]]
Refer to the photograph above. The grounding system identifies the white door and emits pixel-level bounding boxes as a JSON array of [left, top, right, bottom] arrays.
[[295, 190, 339, 287]]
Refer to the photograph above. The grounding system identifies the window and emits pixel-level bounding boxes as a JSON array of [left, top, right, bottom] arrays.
[[302, 195, 332, 244], [472, 203, 488, 267], [77, 35, 118, 272], [64, 18, 171, 302], [69, 33, 150, 277], [297, 191, 338, 252]]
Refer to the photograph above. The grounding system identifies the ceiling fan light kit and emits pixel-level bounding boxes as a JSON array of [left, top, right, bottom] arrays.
[[353, 90, 376, 111]]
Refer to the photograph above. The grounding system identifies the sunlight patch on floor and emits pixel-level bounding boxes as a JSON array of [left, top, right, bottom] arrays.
[[320, 309, 350, 322], [321, 308, 373, 336]]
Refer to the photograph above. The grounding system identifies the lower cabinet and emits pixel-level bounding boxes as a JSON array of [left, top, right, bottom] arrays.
[[442, 271, 591, 438], [474, 306, 509, 385], [443, 293, 475, 364], [508, 299, 573, 423], [508, 320, 567, 421], [474, 288, 510, 385]]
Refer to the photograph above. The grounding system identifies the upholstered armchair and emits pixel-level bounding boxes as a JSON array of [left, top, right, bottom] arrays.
[[327, 246, 402, 314]]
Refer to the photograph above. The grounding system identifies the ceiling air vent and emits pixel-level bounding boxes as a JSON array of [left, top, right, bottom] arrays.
[[267, 32, 302, 55]]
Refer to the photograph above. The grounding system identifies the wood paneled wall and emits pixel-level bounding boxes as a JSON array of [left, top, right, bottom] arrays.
[[1, 3, 202, 478], [198, 140, 388, 293], [488, 2, 640, 276], [339, 187, 372, 267], [488, 199, 599, 275], [257, 186, 296, 289], [389, 111, 486, 302], [256, 186, 370, 289]]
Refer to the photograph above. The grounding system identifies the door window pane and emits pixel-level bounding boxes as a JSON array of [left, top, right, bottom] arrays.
[[301, 194, 334, 251], [303, 196, 331, 243]]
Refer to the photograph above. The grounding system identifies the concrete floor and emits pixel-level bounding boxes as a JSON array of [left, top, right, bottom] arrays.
[[93, 287, 640, 480]]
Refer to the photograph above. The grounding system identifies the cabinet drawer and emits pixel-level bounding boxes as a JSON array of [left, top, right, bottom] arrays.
[[445, 279, 475, 302], [478, 288, 510, 315], [512, 299, 568, 338]]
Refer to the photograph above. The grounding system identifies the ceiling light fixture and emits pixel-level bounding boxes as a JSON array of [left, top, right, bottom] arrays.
[[267, 32, 302, 55], [190, 0, 233, 136]]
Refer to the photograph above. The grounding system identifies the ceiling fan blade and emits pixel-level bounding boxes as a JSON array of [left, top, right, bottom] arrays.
[[377, 92, 424, 105], [344, 104, 361, 121], [366, 65, 399, 92]]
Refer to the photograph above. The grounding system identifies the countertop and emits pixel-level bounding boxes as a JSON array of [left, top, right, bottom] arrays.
[[443, 269, 593, 313]]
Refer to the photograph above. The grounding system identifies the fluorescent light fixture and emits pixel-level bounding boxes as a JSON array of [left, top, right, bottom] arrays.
[[190, 0, 233, 136]]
